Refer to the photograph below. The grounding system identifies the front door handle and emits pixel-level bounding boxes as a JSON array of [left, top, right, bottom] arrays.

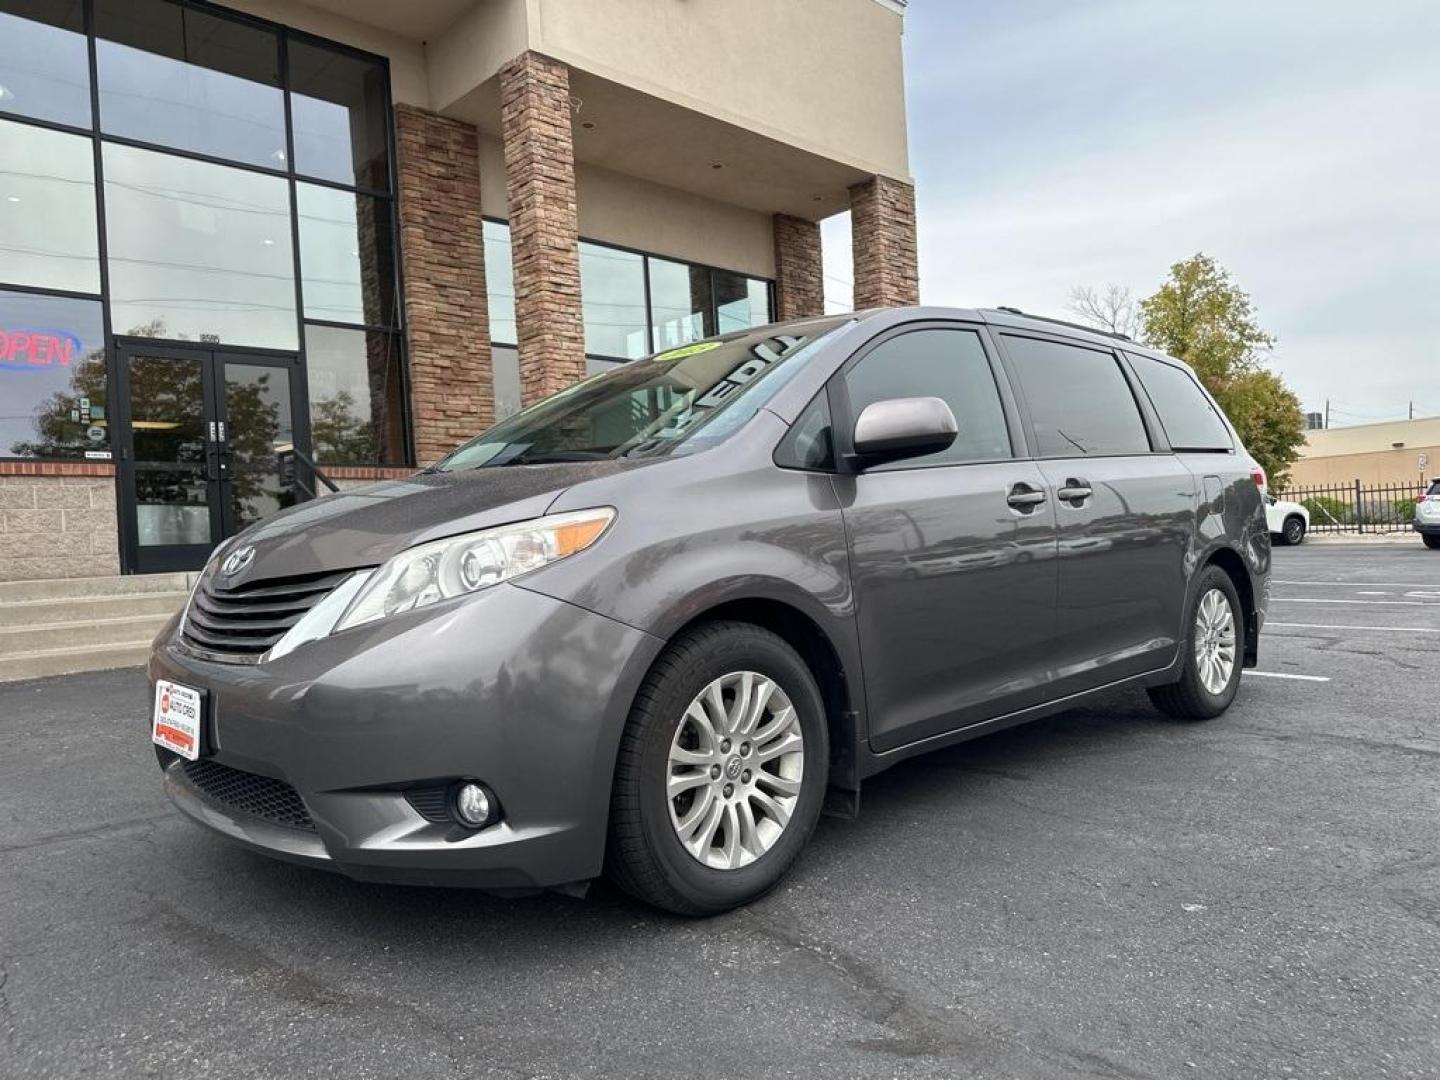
[[1057, 479, 1093, 505], [1006, 483, 1048, 511]]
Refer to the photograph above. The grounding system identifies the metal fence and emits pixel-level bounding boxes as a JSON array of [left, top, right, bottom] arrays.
[[1276, 480, 1430, 535]]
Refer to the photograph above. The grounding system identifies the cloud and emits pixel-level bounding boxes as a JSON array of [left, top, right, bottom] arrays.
[[834, 0, 1440, 421]]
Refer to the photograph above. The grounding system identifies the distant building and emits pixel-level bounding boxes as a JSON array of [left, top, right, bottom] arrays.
[[1289, 417, 1440, 488]]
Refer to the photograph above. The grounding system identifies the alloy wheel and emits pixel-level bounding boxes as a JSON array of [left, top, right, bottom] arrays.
[[1193, 588, 1237, 695], [666, 671, 805, 870]]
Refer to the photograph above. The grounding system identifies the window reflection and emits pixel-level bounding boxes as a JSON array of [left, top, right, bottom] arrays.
[[714, 271, 771, 334], [492, 344, 520, 420], [103, 142, 297, 348], [0, 289, 107, 459], [580, 242, 647, 359], [95, 0, 286, 169], [289, 39, 389, 190], [297, 183, 395, 326], [648, 257, 710, 350], [304, 325, 406, 465], [0, 119, 100, 294], [484, 221, 516, 345], [0, 1, 91, 127]]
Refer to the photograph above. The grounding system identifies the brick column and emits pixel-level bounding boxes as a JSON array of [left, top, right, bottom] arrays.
[[772, 214, 824, 320], [394, 104, 491, 465], [850, 175, 919, 309], [499, 52, 586, 403]]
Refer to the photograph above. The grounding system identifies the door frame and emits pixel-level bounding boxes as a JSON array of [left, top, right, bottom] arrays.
[[113, 339, 311, 575]]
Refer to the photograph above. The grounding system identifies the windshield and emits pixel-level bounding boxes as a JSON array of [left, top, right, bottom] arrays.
[[434, 318, 850, 470]]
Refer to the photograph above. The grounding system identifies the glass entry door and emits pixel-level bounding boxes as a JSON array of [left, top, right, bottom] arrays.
[[116, 344, 305, 574]]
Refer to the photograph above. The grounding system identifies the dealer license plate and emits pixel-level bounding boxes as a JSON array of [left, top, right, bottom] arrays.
[[152, 679, 203, 761]]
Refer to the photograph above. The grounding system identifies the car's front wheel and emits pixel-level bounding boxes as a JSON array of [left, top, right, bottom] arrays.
[[1148, 566, 1244, 721], [606, 621, 828, 915], [1280, 515, 1306, 546], [1424, 534, 1440, 550]]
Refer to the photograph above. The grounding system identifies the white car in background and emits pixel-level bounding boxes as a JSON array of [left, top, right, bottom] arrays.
[[1248, 462, 1310, 546], [1264, 493, 1310, 546], [1415, 479, 1440, 549]]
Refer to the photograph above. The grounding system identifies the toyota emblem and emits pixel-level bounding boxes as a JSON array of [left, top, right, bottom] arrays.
[[221, 544, 256, 577]]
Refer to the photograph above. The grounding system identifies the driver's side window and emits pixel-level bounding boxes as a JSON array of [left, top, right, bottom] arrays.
[[843, 328, 1013, 470]]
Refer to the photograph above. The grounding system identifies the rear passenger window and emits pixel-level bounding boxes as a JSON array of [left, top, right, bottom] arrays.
[[1002, 336, 1151, 456], [843, 328, 1011, 468], [1127, 352, 1233, 452]]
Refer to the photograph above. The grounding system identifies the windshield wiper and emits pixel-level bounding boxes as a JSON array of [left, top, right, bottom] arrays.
[[496, 449, 613, 466]]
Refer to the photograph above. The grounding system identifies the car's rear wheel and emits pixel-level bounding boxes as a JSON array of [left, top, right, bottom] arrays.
[[606, 621, 827, 915], [1424, 534, 1440, 550], [1148, 566, 1243, 721], [1281, 515, 1306, 546]]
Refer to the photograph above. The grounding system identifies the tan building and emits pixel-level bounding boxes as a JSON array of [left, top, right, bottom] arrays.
[[1289, 417, 1440, 489], [0, 0, 917, 582]]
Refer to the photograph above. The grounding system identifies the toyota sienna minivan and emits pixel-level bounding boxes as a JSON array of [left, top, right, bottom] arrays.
[[149, 306, 1270, 914]]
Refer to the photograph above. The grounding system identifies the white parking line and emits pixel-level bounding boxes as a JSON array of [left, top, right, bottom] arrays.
[[1273, 579, 1440, 588], [1244, 671, 1332, 682], [1268, 621, 1440, 634], [1272, 597, 1440, 606]]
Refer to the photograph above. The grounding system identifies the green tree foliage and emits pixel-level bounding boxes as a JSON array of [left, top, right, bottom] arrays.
[[1135, 254, 1306, 488]]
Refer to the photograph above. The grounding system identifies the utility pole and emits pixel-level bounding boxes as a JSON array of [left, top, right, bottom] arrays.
[[1410, 401, 1415, 420], [1325, 399, 1330, 429]]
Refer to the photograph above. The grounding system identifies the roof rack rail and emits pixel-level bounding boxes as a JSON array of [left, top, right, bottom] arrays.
[[992, 306, 1132, 342]]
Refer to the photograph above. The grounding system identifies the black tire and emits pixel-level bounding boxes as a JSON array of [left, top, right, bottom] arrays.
[[606, 620, 829, 916], [1147, 565, 1244, 722], [1280, 515, 1306, 546], [1424, 534, 1440, 550]]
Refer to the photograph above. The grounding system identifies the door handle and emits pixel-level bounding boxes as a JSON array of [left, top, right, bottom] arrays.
[[1057, 479, 1093, 505], [1006, 483, 1048, 511]]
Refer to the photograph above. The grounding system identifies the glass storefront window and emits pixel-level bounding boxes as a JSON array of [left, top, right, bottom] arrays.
[[580, 241, 647, 359], [0, 1, 91, 127], [304, 324, 406, 465], [297, 183, 395, 327], [714, 271, 771, 334], [484, 221, 516, 345], [0, 289, 106, 459], [103, 142, 296, 348], [94, 0, 286, 170], [648, 257, 711, 350], [288, 39, 389, 190], [0, 120, 100, 294]]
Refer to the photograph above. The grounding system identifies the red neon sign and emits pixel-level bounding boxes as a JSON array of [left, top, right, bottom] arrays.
[[0, 327, 81, 369]]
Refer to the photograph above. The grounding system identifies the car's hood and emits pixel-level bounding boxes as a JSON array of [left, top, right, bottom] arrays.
[[222, 461, 649, 582]]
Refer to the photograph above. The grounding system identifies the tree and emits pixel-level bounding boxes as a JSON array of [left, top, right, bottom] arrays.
[[1067, 284, 1137, 338], [1136, 254, 1305, 488]]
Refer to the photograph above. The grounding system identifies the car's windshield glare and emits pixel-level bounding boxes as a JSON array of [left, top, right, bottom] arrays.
[[434, 318, 849, 470]]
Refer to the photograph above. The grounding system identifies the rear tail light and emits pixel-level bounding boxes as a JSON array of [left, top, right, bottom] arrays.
[[1250, 466, 1267, 489]]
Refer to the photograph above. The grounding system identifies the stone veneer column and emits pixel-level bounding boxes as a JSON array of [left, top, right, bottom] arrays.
[[393, 104, 491, 465], [772, 214, 825, 320], [499, 52, 586, 403], [849, 175, 919, 309]]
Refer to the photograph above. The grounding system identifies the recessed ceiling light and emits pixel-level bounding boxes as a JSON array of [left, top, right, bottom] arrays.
[[812, 194, 824, 201], [710, 161, 726, 170], [5, 196, 19, 204], [262, 238, 275, 246], [581, 120, 595, 130]]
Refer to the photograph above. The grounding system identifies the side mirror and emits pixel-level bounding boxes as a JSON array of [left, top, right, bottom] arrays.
[[851, 396, 957, 466]]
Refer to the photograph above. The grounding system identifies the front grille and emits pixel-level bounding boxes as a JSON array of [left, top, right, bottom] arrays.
[[182, 569, 351, 660], [181, 759, 315, 831]]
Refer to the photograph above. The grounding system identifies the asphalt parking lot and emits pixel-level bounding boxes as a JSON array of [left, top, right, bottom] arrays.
[[2, 542, 1437, 1080]]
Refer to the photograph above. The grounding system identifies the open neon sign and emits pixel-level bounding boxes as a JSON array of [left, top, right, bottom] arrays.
[[0, 326, 83, 370]]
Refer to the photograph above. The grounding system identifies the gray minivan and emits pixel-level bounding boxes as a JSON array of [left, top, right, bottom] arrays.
[[148, 307, 1270, 914]]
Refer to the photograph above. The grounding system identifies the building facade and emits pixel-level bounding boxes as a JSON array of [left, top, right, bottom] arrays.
[[1289, 416, 1440, 489], [0, 0, 916, 581]]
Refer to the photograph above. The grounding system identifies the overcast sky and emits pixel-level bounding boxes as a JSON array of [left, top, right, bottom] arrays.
[[823, 0, 1440, 427]]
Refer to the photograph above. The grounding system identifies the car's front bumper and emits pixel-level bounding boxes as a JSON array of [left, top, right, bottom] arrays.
[[149, 581, 664, 890], [1413, 519, 1440, 536]]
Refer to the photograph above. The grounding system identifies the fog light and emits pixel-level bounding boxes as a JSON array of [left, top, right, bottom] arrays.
[[453, 782, 492, 827]]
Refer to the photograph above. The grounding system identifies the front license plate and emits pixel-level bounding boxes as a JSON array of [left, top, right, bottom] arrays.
[[152, 679, 204, 761]]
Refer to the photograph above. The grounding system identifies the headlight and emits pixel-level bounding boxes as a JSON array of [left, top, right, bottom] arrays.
[[332, 508, 615, 632]]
